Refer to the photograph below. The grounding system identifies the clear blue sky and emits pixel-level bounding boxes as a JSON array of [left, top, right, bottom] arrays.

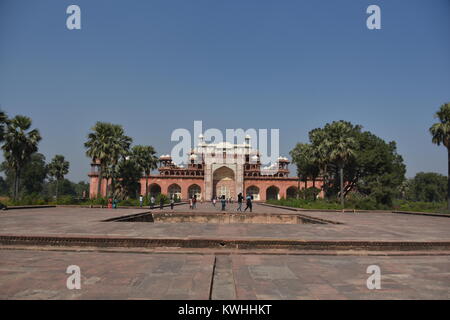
[[0, 0, 449, 182]]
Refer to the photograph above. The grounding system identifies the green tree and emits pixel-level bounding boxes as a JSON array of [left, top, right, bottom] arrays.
[[132, 145, 158, 197], [84, 122, 132, 198], [2, 115, 41, 200], [430, 103, 450, 210], [0, 176, 8, 196], [290, 143, 311, 196], [320, 121, 357, 208], [290, 143, 320, 198], [405, 172, 447, 202], [47, 155, 70, 200], [85, 122, 112, 197], [107, 125, 132, 198], [1, 153, 47, 197], [348, 132, 405, 207], [295, 121, 405, 208], [308, 121, 358, 206], [116, 159, 142, 199], [44, 180, 89, 199], [74, 181, 90, 199], [309, 127, 334, 198], [0, 109, 8, 142]]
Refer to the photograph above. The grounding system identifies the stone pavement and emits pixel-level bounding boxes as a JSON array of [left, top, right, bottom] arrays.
[[0, 204, 449, 299], [0, 249, 214, 299], [0, 203, 450, 242], [230, 255, 450, 299], [0, 249, 448, 299]]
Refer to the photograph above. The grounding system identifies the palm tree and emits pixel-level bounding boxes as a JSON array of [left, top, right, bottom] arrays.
[[108, 125, 132, 198], [2, 115, 41, 200], [85, 122, 114, 197], [84, 122, 132, 199], [430, 103, 450, 210], [47, 155, 70, 200], [0, 109, 8, 142], [309, 128, 330, 198], [318, 121, 357, 208], [102, 165, 114, 197], [132, 145, 158, 197]]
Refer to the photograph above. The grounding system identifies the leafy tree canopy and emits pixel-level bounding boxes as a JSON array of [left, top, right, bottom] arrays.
[[404, 172, 447, 203], [291, 121, 406, 207]]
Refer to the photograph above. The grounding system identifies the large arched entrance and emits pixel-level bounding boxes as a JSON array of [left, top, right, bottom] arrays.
[[213, 166, 235, 199], [149, 184, 161, 197], [246, 186, 260, 201], [188, 184, 202, 200], [286, 186, 298, 199], [168, 184, 181, 200], [266, 186, 279, 200]]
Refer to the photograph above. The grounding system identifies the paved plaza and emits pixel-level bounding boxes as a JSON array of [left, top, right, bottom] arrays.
[[0, 203, 449, 299]]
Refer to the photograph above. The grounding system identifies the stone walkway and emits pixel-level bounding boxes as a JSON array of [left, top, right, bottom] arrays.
[[0, 204, 449, 299], [0, 249, 448, 299], [0, 204, 450, 242]]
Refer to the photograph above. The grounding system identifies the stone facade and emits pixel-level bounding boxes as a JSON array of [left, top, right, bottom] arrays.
[[88, 136, 323, 201]]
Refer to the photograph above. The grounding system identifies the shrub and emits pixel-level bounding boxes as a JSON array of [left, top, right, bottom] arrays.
[[88, 197, 107, 206], [298, 187, 321, 201], [156, 194, 169, 205], [56, 195, 76, 205], [118, 198, 139, 207]]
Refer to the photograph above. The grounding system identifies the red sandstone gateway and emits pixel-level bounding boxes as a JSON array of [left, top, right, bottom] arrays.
[[89, 137, 323, 201]]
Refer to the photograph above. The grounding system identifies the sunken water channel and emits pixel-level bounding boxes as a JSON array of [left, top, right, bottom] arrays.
[[105, 212, 328, 225]]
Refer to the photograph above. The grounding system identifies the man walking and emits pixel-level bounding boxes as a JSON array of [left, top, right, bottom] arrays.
[[244, 194, 252, 213], [139, 194, 143, 208], [237, 193, 243, 212], [150, 196, 155, 209]]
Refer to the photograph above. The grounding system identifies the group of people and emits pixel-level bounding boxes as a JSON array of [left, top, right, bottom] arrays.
[[189, 195, 198, 209], [140, 195, 175, 210], [137, 192, 254, 212], [212, 192, 253, 212]]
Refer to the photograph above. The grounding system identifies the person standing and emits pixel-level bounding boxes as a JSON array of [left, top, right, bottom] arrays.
[[150, 196, 155, 209], [212, 196, 216, 207], [193, 195, 197, 209], [189, 197, 193, 209], [159, 197, 164, 210], [244, 194, 252, 212], [221, 195, 226, 212], [237, 193, 243, 212], [170, 196, 174, 210], [139, 194, 143, 208]]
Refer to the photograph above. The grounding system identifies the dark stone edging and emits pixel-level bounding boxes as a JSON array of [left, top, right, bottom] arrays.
[[2, 205, 56, 210], [261, 202, 392, 214], [56, 202, 188, 209], [1, 235, 450, 251], [393, 211, 450, 218], [262, 203, 447, 218], [103, 211, 329, 224], [259, 203, 342, 224]]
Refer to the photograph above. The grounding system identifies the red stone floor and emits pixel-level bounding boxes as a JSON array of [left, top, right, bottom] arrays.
[[0, 204, 449, 299]]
